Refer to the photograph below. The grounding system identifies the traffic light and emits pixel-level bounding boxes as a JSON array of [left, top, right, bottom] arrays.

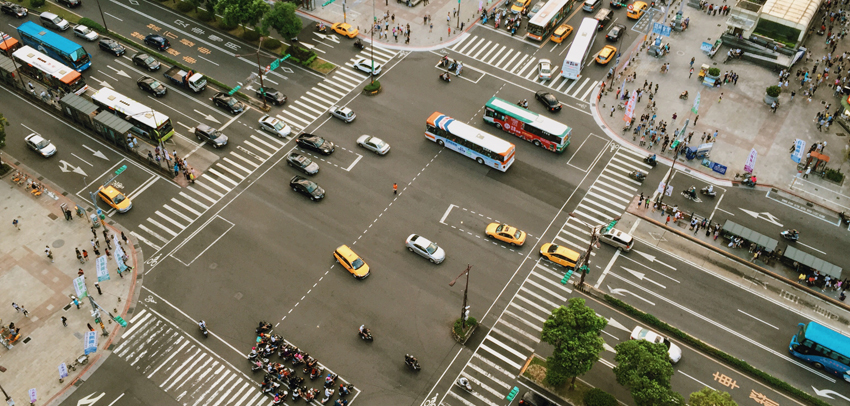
[[579, 264, 590, 276], [506, 386, 519, 401], [114, 316, 127, 327], [561, 270, 574, 284]]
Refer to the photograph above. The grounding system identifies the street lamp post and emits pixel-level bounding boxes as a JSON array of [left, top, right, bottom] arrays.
[[449, 265, 472, 329], [0, 365, 14, 406], [94, 0, 108, 33], [569, 213, 619, 287], [371, 0, 375, 84], [234, 38, 268, 110]]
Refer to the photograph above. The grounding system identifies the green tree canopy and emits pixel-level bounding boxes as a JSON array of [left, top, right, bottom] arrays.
[[0, 113, 8, 148], [262, 2, 302, 41], [689, 387, 738, 406], [540, 298, 607, 387], [613, 339, 683, 406], [215, 0, 269, 30]]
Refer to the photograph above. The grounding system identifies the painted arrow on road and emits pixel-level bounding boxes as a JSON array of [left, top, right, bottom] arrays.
[[633, 250, 676, 270], [82, 145, 109, 161], [59, 160, 87, 176], [77, 392, 105, 406], [603, 342, 616, 353], [606, 317, 631, 333], [107, 66, 131, 78], [621, 267, 666, 289], [90, 77, 113, 89], [813, 387, 850, 401], [193, 109, 220, 124], [739, 208, 784, 227], [607, 286, 655, 306]]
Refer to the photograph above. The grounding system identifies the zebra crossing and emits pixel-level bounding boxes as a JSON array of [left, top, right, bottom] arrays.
[[277, 46, 397, 133], [130, 133, 288, 252], [441, 147, 648, 406], [448, 34, 598, 102]]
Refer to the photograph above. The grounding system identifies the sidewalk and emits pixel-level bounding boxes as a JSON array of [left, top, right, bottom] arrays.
[[0, 155, 144, 406], [591, 0, 850, 213]]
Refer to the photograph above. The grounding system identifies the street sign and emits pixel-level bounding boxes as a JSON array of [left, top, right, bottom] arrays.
[[710, 161, 727, 175], [791, 139, 806, 163], [114, 165, 126, 175], [652, 22, 671, 36], [228, 85, 241, 95], [700, 41, 713, 52], [84, 331, 98, 355], [58, 363, 68, 379], [96, 255, 110, 282], [270, 59, 280, 71], [744, 148, 757, 173], [280, 54, 291, 61], [322, 0, 336, 6], [73, 276, 88, 299]]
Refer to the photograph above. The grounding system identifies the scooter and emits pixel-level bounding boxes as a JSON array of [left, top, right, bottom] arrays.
[[681, 187, 698, 201], [339, 383, 354, 397], [256, 321, 272, 334], [456, 377, 473, 392], [780, 230, 799, 241], [840, 211, 850, 225], [354, 39, 364, 49], [628, 170, 646, 182], [316, 23, 328, 33], [200, 324, 208, 337], [250, 359, 265, 372], [359, 327, 373, 341], [644, 154, 657, 167], [700, 186, 716, 197], [679, 91, 688, 100], [439, 73, 451, 82], [741, 175, 757, 187], [405, 354, 421, 371]]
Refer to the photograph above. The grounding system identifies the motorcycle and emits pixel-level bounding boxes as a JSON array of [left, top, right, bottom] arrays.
[[456, 377, 473, 392], [339, 383, 354, 397], [742, 175, 757, 187], [249, 348, 269, 364], [405, 354, 421, 371], [324, 373, 338, 388], [840, 211, 850, 225], [700, 186, 716, 197], [256, 321, 272, 335], [679, 91, 688, 100], [644, 154, 657, 167], [291, 387, 303, 402], [250, 359, 265, 372], [316, 23, 328, 33], [780, 230, 799, 241], [628, 170, 646, 182], [681, 187, 697, 201], [354, 39, 364, 50], [439, 73, 451, 82], [321, 388, 335, 404], [200, 324, 208, 337], [303, 388, 319, 402]]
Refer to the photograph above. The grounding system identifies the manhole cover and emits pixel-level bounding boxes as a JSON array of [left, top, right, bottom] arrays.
[[53, 239, 65, 248], [209, 263, 217, 269], [234, 292, 243, 300], [48, 213, 58, 220]]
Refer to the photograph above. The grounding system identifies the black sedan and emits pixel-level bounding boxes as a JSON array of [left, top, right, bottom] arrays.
[[144, 34, 170, 51], [286, 152, 319, 175], [98, 37, 125, 56], [296, 133, 334, 155], [535, 91, 561, 112], [212, 92, 245, 114], [137, 76, 167, 97], [256, 87, 287, 106], [290, 175, 325, 201], [132, 53, 160, 71], [606, 24, 626, 41], [1, 2, 27, 18]]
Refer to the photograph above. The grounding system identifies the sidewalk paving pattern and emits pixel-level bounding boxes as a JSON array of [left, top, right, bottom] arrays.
[[439, 147, 648, 405]]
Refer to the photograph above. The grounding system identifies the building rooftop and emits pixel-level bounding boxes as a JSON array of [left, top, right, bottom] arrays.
[[759, 0, 822, 30]]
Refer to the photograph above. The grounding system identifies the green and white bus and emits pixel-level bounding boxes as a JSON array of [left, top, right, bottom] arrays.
[[483, 97, 571, 153]]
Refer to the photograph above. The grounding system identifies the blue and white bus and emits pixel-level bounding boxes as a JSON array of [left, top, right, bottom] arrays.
[[17, 21, 91, 72], [790, 321, 850, 383], [425, 112, 516, 172]]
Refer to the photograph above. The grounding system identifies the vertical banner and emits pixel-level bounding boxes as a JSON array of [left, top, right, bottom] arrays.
[[73, 276, 88, 298], [624, 90, 637, 123], [29, 388, 37, 404], [691, 92, 701, 114], [96, 255, 110, 282], [59, 363, 68, 379], [744, 148, 758, 173], [791, 139, 806, 163], [113, 234, 129, 273], [84, 330, 98, 355]]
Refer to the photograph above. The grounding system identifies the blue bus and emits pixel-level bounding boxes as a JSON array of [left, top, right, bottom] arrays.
[[16, 22, 91, 72], [790, 322, 850, 383]]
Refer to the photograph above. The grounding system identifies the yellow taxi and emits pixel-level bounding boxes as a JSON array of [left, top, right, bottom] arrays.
[[332, 22, 359, 38], [511, 0, 532, 13], [539, 243, 581, 268], [550, 24, 574, 43], [596, 45, 617, 64], [485, 223, 527, 246], [97, 185, 132, 213], [627, 1, 648, 19], [334, 245, 370, 279]]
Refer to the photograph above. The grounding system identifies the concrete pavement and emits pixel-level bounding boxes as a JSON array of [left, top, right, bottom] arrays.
[[591, 0, 850, 214], [0, 153, 143, 406]]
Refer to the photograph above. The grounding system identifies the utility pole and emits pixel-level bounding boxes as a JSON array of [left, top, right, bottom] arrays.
[[371, 0, 375, 84], [449, 265, 472, 329], [569, 214, 620, 287], [0, 365, 14, 406], [235, 39, 268, 110]]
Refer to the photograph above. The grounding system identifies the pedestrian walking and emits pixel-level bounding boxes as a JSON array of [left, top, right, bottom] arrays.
[[73, 297, 80, 309], [12, 303, 20, 312], [638, 192, 644, 207], [121, 231, 128, 245], [105, 247, 110, 258], [45, 246, 54, 262], [21, 305, 28, 317], [694, 221, 701, 235], [718, 93, 723, 102], [447, 12, 451, 24], [95, 282, 102, 295], [87, 323, 95, 332], [83, 249, 89, 262], [76, 248, 84, 264], [12, 219, 20, 230], [804, 166, 811, 178], [665, 215, 671, 225], [61, 316, 67, 327], [689, 67, 694, 78], [93, 247, 100, 257], [91, 238, 99, 249], [393, 183, 398, 194], [106, 239, 112, 250], [430, 22, 433, 32], [103, 229, 109, 241], [91, 226, 97, 238], [690, 57, 695, 67]]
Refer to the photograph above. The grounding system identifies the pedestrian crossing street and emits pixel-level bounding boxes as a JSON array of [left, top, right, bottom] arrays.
[[130, 133, 289, 252], [116, 308, 275, 406], [448, 34, 598, 102], [441, 147, 648, 406], [277, 46, 397, 133]]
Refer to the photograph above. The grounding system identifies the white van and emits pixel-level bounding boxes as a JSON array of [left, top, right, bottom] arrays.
[[40, 12, 70, 31], [600, 229, 635, 252], [583, 0, 600, 12]]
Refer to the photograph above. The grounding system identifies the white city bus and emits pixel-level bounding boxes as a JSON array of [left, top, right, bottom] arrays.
[[561, 18, 598, 79], [13, 45, 88, 95], [527, 0, 575, 40], [91, 88, 175, 142]]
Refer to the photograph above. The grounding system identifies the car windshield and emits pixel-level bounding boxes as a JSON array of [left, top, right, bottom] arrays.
[[144, 56, 155, 64], [662, 338, 671, 348], [313, 138, 325, 147], [209, 130, 222, 139], [304, 182, 317, 193], [226, 98, 238, 107], [547, 244, 559, 253], [372, 138, 387, 148], [113, 193, 125, 204], [351, 258, 364, 269], [513, 0, 525, 7], [496, 224, 505, 233], [79, 27, 90, 34], [151, 80, 162, 88], [273, 121, 285, 131], [514, 231, 523, 239], [34, 139, 49, 148], [540, 64, 550, 73], [426, 242, 438, 254]]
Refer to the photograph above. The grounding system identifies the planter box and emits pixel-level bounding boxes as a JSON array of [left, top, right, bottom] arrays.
[[363, 84, 382, 95], [451, 323, 477, 344]]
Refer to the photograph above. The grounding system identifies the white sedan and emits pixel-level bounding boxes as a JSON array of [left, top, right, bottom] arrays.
[[538, 58, 553, 80], [329, 105, 356, 123], [405, 234, 446, 264], [73, 24, 99, 41], [630, 326, 682, 364], [353, 58, 382, 76], [356, 135, 390, 155], [258, 115, 291, 138]]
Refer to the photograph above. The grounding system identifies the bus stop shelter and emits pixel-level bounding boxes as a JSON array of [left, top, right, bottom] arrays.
[[720, 220, 779, 253], [782, 245, 843, 279]]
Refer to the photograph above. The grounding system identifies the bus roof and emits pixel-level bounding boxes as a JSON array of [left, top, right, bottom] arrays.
[[565, 18, 598, 63], [529, 0, 572, 25], [487, 97, 571, 136], [805, 322, 850, 359], [14, 45, 80, 84], [427, 112, 515, 153], [17, 21, 87, 61], [0, 32, 19, 53], [92, 88, 169, 128]]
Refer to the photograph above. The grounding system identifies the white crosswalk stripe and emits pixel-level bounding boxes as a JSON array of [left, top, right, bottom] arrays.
[[442, 148, 647, 406]]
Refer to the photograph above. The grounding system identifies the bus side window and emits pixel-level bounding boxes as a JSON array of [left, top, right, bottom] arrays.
[[484, 108, 494, 117], [496, 112, 505, 120]]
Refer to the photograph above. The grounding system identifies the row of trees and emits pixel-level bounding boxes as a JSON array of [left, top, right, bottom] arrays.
[[539, 298, 737, 406], [187, 0, 303, 41]]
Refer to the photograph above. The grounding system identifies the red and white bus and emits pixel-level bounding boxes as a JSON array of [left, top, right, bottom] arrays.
[[483, 97, 572, 152]]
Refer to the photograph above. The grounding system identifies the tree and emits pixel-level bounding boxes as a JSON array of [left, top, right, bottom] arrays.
[[0, 113, 8, 148], [689, 387, 737, 406], [613, 339, 684, 406], [215, 0, 269, 32], [204, 0, 218, 20], [540, 298, 607, 387], [262, 1, 302, 41]]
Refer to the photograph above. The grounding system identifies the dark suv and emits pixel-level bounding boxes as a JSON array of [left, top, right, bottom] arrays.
[[518, 391, 553, 406], [144, 34, 170, 51], [1, 2, 27, 17], [194, 124, 228, 148], [57, 0, 81, 7]]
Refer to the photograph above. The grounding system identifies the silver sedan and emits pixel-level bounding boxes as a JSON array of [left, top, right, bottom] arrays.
[[356, 135, 390, 155], [405, 234, 446, 264], [329, 105, 356, 123]]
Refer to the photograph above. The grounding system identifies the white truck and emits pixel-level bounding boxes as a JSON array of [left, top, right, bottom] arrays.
[[163, 66, 207, 93]]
